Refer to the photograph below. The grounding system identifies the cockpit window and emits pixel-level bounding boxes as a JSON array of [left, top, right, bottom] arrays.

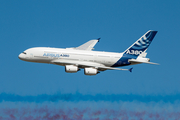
[[22, 52, 27, 54]]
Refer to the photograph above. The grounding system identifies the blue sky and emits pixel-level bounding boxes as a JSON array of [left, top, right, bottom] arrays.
[[0, 0, 180, 119]]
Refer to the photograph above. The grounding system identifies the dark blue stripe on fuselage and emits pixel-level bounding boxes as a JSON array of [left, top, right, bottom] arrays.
[[111, 54, 137, 67]]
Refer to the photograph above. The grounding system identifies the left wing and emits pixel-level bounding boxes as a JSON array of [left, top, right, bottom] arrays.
[[51, 59, 132, 72], [74, 38, 100, 51]]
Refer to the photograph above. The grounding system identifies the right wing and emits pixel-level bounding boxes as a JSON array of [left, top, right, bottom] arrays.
[[51, 59, 132, 72]]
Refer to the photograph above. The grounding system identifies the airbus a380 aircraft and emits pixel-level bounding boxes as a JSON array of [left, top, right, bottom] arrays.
[[19, 30, 158, 75]]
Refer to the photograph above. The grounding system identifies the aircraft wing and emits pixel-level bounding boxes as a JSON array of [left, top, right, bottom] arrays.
[[51, 59, 132, 72], [74, 38, 100, 51]]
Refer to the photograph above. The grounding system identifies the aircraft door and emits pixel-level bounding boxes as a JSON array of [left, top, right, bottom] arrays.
[[30, 53, 33, 58]]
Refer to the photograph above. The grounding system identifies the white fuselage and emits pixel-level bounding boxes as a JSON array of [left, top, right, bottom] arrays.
[[19, 47, 124, 68]]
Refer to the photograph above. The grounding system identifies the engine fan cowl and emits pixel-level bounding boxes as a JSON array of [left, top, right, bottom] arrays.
[[84, 68, 98, 76], [65, 65, 78, 73]]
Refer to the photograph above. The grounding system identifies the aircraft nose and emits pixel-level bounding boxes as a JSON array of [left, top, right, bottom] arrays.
[[18, 53, 24, 60]]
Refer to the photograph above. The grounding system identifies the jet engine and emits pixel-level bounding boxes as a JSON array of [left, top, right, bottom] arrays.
[[84, 68, 98, 75], [65, 65, 79, 73]]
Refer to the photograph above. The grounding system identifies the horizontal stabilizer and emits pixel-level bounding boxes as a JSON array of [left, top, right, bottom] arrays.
[[129, 59, 159, 65]]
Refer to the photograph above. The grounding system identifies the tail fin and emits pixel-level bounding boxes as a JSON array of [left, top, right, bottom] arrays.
[[124, 30, 157, 56]]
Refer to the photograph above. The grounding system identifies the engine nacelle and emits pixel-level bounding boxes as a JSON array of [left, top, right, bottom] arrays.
[[84, 68, 98, 76], [65, 65, 78, 73]]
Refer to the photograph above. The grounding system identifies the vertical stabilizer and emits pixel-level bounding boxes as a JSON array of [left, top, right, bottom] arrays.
[[124, 30, 157, 56]]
